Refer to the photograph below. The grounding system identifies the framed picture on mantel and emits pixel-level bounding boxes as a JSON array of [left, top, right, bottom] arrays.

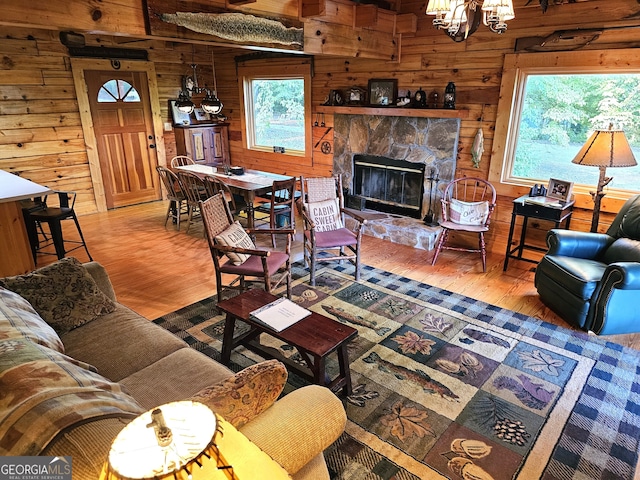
[[368, 79, 397, 106]]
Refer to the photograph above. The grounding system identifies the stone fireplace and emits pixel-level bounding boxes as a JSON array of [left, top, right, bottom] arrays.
[[332, 113, 461, 250]]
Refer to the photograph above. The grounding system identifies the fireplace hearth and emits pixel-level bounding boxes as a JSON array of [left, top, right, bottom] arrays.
[[352, 155, 425, 218], [332, 113, 460, 251]]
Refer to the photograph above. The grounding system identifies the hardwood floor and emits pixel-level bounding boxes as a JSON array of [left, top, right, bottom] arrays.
[[43, 200, 640, 350]]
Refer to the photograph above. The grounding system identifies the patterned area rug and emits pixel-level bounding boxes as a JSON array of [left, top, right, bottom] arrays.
[[153, 263, 640, 480]]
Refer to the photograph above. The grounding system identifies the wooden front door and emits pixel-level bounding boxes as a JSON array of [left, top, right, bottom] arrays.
[[85, 70, 160, 208]]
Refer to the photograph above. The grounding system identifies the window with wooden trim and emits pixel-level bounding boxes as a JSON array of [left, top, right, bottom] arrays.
[[238, 61, 312, 159], [491, 51, 640, 199]]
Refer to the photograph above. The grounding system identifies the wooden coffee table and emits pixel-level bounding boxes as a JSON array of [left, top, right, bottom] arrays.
[[217, 289, 358, 395]]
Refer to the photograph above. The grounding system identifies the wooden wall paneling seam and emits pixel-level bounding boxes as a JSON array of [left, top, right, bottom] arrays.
[[0, 0, 147, 35], [303, 19, 399, 61], [300, 0, 326, 18], [0, 139, 87, 159]]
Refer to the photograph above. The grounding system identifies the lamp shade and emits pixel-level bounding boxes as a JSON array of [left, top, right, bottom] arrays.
[[481, 0, 513, 9], [572, 128, 637, 168], [175, 92, 195, 115], [102, 401, 218, 480], [426, 0, 451, 15], [201, 91, 224, 115]]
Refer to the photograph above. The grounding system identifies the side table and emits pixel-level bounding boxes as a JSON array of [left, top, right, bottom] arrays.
[[503, 195, 574, 271]]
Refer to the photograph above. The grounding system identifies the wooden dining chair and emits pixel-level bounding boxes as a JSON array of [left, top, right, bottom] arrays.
[[175, 170, 207, 234], [170, 155, 195, 168], [156, 166, 187, 230], [200, 193, 294, 302], [254, 177, 297, 248], [202, 174, 249, 218], [298, 175, 367, 286]]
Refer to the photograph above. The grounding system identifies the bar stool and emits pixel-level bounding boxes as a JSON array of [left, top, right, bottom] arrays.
[[25, 191, 93, 264]]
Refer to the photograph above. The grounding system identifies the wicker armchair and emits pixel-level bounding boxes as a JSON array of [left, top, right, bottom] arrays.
[[298, 175, 367, 286], [200, 193, 294, 302]]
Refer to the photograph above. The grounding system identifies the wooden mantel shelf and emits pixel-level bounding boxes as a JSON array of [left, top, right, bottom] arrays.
[[315, 105, 469, 119]]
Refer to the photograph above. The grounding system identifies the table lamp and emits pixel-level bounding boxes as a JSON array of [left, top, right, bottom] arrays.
[[100, 401, 232, 480], [571, 124, 637, 232]]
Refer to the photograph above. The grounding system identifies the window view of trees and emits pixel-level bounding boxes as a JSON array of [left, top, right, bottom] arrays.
[[512, 73, 640, 192], [250, 78, 305, 152]]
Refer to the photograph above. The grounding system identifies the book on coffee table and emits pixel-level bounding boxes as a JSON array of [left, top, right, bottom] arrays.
[[249, 297, 312, 332]]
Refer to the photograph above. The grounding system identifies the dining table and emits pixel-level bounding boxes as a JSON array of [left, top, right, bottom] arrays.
[[174, 164, 294, 229]]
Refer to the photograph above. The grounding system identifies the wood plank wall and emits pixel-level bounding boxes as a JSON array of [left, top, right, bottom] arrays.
[[1, 0, 638, 251]]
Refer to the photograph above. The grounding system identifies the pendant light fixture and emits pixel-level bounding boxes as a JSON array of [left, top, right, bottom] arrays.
[[200, 53, 223, 115], [176, 48, 223, 116], [175, 90, 195, 114]]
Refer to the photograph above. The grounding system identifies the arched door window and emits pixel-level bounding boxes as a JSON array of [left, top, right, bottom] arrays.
[[97, 79, 141, 103]]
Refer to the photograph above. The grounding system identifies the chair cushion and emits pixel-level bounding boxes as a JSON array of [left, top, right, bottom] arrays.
[[308, 228, 357, 248], [602, 238, 640, 264], [0, 257, 116, 336], [304, 199, 344, 232], [190, 360, 287, 429], [449, 199, 489, 225], [215, 221, 256, 265], [220, 251, 289, 276], [536, 255, 607, 301]]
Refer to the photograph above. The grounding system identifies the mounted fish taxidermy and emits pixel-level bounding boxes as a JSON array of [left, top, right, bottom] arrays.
[[471, 128, 484, 168], [160, 12, 304, 47]]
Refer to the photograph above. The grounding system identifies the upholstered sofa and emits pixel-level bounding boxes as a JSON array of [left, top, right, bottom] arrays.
[[0, 258, 346, 479], [535, 194, 640, 335]]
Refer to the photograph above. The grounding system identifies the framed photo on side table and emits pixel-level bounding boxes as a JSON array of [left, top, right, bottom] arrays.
[[547, 178, 573, 202], [368, 79, 397, 106]]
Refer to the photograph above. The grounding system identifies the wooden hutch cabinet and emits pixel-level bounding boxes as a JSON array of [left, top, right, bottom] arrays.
[[174, 123, 230, 166]]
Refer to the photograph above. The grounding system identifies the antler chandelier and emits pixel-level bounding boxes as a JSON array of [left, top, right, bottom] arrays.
[[426, 0, 515, 41]]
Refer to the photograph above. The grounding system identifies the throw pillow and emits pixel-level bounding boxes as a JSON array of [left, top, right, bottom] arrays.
[[0, 287, 65, 352], [449, 199, 490, 226], [214, 221, 256, 266], [190, 359, 287, 429], [304, 198, 344, 232], [0, 257, 117, 336]]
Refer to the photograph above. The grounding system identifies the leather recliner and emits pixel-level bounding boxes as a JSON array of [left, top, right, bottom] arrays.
[[534, 194, 640, 335]]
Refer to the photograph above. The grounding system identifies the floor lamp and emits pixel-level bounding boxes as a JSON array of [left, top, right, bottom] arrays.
[[571, 125, 637, 232]]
